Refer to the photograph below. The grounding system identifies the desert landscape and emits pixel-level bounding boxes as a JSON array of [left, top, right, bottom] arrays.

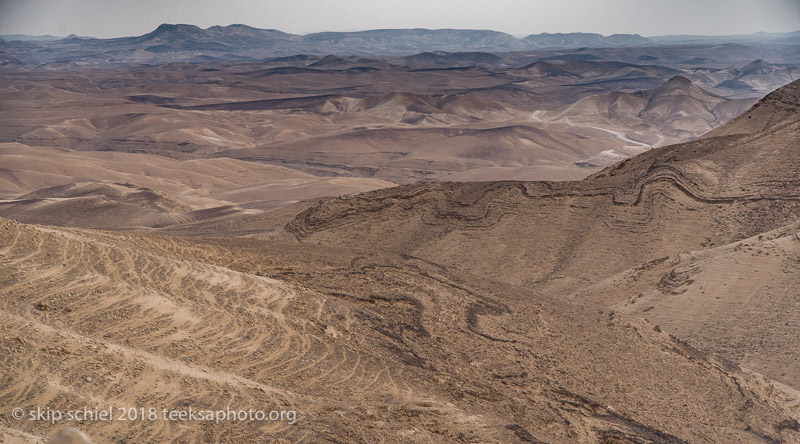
[[1, 2, 800, 443]]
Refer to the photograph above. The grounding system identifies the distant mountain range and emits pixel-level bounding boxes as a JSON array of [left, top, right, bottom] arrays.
[[0, 34, 63, 41], [2, 24, 798, 67], [650, 30, 800, 45]]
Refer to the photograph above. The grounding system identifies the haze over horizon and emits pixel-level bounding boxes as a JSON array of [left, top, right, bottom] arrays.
[[1, 0, 798, 39]]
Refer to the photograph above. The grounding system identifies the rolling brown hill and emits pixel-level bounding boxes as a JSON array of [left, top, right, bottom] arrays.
[[1, 80, 800, 444], [286, 79, 800, 290], [0, 209, 798, 443], [575, 221, 800, 390], [704, 79, 800, 137], [1, 56, 789, 185], [0, 142, 393, 230], [282, 79, 800, 422], [687, 60, 800, 99], [3, 29, 800, 442], [540, 76, 758, 150]]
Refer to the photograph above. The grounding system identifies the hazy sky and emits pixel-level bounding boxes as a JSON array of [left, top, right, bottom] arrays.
[[1, 0, 798, 38]]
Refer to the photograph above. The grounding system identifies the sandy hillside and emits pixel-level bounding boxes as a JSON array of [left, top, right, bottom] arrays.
[[1, 215, 798, 443], [2, 26, 800, 443]]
